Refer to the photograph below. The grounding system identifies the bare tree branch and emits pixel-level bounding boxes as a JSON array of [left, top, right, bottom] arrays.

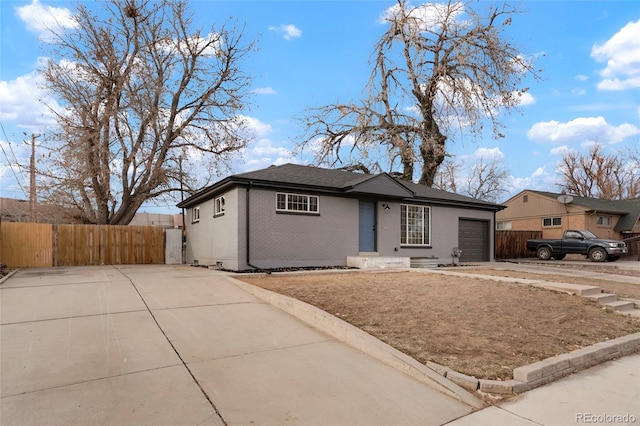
[[38, 0, 256, 224], [297, 0, 539, 186], [557, 144, 640, 200]]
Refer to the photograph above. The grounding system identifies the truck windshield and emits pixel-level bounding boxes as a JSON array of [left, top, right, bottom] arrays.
[[581, 230, 598, 239]]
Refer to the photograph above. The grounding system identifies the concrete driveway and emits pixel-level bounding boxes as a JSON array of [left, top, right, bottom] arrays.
[[1, 265, 476, 426]]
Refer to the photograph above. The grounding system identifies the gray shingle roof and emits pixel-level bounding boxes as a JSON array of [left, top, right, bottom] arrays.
[[178, 163, 503, 211], [233, 163, 375, 189]]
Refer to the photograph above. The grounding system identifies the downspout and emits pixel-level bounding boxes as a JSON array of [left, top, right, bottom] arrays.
[[245, 182, 262, 271], [493, 210, 499, 262]]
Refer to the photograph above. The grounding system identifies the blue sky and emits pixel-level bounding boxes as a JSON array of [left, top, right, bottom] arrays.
[[1, 0, 639, 214]]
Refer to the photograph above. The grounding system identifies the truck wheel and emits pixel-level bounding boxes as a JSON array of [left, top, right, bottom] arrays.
[[536, 246, 552, 260], [588, 247, 607, 262]]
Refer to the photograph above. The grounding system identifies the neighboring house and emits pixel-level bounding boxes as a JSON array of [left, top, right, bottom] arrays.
[[0, 197, 81, 224], [177, 163, 504, 270], [129, 212, 184, 229], [496, 190, 640, 240]]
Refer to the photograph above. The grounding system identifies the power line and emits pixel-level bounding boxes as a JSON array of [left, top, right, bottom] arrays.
[[0, 121, 28, 197]]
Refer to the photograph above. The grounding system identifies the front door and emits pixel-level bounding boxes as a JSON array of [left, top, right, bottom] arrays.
[[359, 201, 376, 252]]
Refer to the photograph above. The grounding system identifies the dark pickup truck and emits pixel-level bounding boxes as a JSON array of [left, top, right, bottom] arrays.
[[526, 229, 628, 262]]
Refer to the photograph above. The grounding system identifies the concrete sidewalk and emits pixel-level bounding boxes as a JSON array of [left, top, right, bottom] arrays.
[[1, 265, 477, 426], [447, 353, 640, 425]]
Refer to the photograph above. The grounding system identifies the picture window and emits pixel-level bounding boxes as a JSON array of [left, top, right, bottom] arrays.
[[401, 204, 430, 246]]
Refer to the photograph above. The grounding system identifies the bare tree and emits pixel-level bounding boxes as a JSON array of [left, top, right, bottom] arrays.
[[39, 0, 255, 224], [297, 0, 538, 185], [557, 144, 640, 200], [434, 152, 509, 202], [433, 157, 460, 193]]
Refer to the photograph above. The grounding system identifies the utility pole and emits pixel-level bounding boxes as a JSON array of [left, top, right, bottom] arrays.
[[29, 134, 38, 222]]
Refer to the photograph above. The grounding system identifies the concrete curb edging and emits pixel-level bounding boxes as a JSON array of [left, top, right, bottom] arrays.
[[427, 332, 640, 395], [229, 275, 640, 400], [228, 277, 486, 410]]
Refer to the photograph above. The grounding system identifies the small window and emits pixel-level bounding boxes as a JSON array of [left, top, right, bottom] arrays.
[[523, 195, 528, 203], [496, 221, 512, 230], [192, 207, 200, 223], [214, 196, 226, 216], [542, 217, 562, 227], [276, 193, 319, 214], [597, 216, 611, 227]]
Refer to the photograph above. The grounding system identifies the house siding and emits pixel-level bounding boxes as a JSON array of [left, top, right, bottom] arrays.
[[376, 202, 495, 261], [497, 191, 628, 239], [184, 188, 241, 270], [238, 188, 359, 270]]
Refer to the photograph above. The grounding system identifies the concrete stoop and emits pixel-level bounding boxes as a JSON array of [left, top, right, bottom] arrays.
[[426, 333, 640, 395], [347, 256, 411, 269]]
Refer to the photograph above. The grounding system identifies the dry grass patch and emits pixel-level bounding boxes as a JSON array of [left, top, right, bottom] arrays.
[[240, 271, 640, 380]]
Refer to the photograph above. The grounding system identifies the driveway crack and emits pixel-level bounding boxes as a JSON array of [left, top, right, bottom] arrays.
[[119, 269, 228, 426]]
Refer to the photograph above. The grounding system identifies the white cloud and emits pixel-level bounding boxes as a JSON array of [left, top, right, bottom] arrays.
[[501, 166, 555, 202], [549, 145, 571, 156], [238, 115, 273, 138], [237, 138, 298, 172], [380, 2, 465, 33], [268, 24, 302, 40], [527, 116, 640, 145], [474, 147, 504, 160], [575, 74, 589, 82], [591, 19, 640, 90], [15, 0, 78, 42], [0, 66, 59, 131], [515, 91, 535, 106], [253, 87, 277, 95]]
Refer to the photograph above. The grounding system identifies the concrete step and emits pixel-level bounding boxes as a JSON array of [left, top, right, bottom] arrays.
[[585, 293, 618, 304], [535, 282, 602, 297], [602, 300, 635, 312]]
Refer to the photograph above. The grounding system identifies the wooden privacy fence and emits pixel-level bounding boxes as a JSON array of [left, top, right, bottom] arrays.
[[0, 222, 165, 268], [623, 236, 640, 260], [0, 222, 53, 268], [495, 230, 542, 260]]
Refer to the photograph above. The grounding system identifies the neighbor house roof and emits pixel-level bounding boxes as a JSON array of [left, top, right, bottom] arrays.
[[178, 163, 504, 211], [526, 190, 640, 232]]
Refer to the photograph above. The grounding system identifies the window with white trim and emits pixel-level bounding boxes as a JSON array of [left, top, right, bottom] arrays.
[[214, 195, 226, 216], [401, 204, 430, 246], [597, 216, 611, 227], [542, 217, 561, 227], [276, 193, 319, 213], [192, 206, 200, 223]]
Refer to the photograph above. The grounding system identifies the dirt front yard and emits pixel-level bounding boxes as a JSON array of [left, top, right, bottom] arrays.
[[239, 271, 640, 380]]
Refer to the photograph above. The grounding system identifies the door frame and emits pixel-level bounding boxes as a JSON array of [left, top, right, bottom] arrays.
[[359, 200, 377, 252]]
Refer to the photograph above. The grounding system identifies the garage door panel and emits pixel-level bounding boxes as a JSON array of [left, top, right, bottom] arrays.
[[458, 219, 489, 262]]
